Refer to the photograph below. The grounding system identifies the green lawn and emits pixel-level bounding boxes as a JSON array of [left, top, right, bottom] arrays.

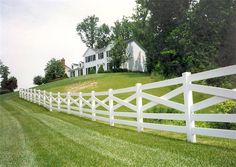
[[1, 72, 236, 166], [0, 93, 236, 167]]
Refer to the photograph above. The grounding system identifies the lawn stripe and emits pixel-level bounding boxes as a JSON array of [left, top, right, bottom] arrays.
[[3, 99, 126, 167], [0, 105, 37, 167], [9, 101, 203, 167]]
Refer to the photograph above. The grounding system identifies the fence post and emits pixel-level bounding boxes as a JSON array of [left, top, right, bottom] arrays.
[[57, 92, 61, 112], [30, 89, 33, 102], [38, 90, 41, 105], [183, 72, 196, 143], [79, 92, 83, 116], [29, 89, 31, 101], [23, 89, 26, 100], [136, 83, 143, 132], [109, 89, 114, 126], [19, 88, 21, 98], [19, 89, 21, 98], [67, 92, 71, 114], [91, 91, 96, 121], [43, 90, 46, 107], [49, 92, 52, 111], [34, 89, 36, 103]]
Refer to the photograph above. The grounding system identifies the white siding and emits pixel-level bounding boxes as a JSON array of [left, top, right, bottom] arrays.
[[125, 41, 146, 72]]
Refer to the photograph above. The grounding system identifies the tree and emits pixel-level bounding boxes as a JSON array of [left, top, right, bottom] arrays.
[[146, 0, 192, 74], [110, 37, 128, 71], [76, 15, 99, 48], [44, 58, 65, 83], [5, 77, 17, 91], [112, 17, 133, 41], [96, 23, 111, 48], [159, 0, 236, 76], [33, 75, 43, 85], [76, 15, 112, 49], [132, 0, 156, 73], [0, 64, 10, 90], [0, 61, 17, 92]]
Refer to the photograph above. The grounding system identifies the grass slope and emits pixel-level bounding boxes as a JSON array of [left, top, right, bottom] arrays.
[[0, 93, 236, 167]]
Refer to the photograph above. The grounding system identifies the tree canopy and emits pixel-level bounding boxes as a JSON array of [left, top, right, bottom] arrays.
[[76, 15, 111, 49], [44, 58, 66, 83]]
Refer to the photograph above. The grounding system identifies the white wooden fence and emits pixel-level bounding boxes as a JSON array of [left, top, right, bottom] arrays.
[[19, 65, 236, 143]]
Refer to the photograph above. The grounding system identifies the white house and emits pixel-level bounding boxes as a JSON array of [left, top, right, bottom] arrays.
[[70, 61, 84, 77], [70, 39, 147, 77]]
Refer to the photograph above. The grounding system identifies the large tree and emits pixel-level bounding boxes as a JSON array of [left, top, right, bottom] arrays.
[[111, 17, 133, 41], [159, 0, 236, 76], [76, 15, 99, 48], [76, 15, 111, 49], [44, 58, 65, 83], [95, 23, 111, 49]]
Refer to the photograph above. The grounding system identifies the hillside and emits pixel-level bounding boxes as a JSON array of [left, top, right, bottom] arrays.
[[36, 72, 215, 113]]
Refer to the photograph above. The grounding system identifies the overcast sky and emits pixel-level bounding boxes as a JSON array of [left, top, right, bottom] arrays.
[[0, 0, 136, 88]]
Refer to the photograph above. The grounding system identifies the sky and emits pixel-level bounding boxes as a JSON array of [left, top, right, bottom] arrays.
[[0, 0, 136, 88]]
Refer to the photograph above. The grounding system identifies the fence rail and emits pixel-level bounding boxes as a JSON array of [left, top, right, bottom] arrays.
[[19, 65, 236, 143]]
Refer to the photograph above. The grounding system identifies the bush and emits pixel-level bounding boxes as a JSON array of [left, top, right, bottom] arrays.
[[88, 68, 96, 74], [98, 65, 105, 73], [33, 75, 43, 85], [112, 68, 128, 72], [0, 89, 11, 95], [210, 100, 236, 130], [5, 77, 17, 92]]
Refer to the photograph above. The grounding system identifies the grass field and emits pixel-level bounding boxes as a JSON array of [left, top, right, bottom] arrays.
[[1, 72, 236, 166]]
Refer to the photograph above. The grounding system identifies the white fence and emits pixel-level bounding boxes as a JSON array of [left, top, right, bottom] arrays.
[[19, 65, 236, 143]]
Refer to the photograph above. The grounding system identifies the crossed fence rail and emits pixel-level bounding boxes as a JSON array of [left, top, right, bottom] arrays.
[[19, 65, 236, 143]]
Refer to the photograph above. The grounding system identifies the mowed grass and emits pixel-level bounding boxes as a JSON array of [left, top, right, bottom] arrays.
[[0, 92, 236, 167], [1, 72, 236, 166]]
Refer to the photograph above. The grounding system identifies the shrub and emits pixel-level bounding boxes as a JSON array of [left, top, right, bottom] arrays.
[[0, 89, 11, 95], [112, 68, 128, 72], [98, 65, 105, 73], [210, 100, 236, 130], [5, 77, 17, 91], [88, 68, 96, 74], [33, 75, 43, 85]]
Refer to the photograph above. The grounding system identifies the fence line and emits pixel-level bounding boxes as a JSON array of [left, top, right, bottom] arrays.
[[19, 65, 236, 143]]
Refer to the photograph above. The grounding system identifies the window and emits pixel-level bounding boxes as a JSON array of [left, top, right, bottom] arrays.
[[98, 52, 104, 59], [107, 63, 112, 71], [85, 55, 96, 62], [106, 51, 110, 57]]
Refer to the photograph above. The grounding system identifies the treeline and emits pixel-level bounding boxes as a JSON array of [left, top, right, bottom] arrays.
[[76, 0, 236, 77]]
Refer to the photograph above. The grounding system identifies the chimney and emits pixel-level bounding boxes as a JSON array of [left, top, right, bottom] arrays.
[[61, 58, 65, 66]]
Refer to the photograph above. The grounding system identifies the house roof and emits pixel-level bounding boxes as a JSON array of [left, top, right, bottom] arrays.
[[125, 39, 147, 53], [64, 64, 71, 70], [82, 48, 97, 57], [81, 39, 147, 57]]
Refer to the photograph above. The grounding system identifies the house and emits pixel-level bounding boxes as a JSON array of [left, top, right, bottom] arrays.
[[70, 61, 84, 77], [70, 39, 147, 77], [60, 58, 71, 77]]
